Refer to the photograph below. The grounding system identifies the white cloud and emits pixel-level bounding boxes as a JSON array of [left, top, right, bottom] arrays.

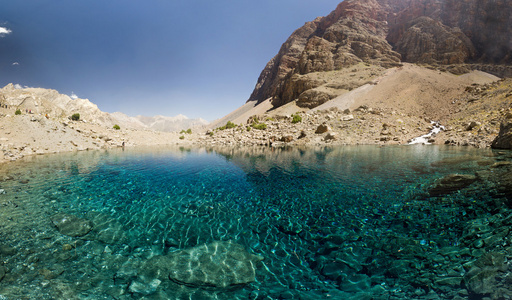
[[12, 62, 19, 66], [14, 84, 23, 89], [70, 92, 78, 99], [0, 27, 11, 36]]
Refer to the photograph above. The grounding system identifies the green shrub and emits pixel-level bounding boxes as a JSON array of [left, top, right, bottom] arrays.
[[186, 128, 192, 134], [225, 121, 236, 129], [179, 135, 185, 140], [71, 113, 80, 121], [113, 124, 120, 130], [291, 114, 302, 124], [252, 123, 267, 130], [217, 121, 237, 131], [15, 109, 21, 115]]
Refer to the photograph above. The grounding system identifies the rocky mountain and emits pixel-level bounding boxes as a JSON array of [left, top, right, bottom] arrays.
[[0, 83, 121, 127], [0, 84, 208, 133], [249, 0, 512, 109]]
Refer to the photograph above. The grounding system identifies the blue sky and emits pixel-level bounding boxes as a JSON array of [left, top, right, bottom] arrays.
[[0, 1, 341, 121]]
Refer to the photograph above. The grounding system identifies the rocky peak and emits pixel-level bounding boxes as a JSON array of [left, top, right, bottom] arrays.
[[249, 0, 512, 109]]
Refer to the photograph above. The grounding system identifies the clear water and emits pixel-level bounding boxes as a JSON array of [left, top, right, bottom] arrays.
[[0, 145, 510, 299]]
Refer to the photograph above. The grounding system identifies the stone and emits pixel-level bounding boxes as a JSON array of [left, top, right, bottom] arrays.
[[128, 279, 161, 296], [324, 133, 337, 141], [435, 277, 462, 286], [0, 244, 16, 256], [315, 123, 330, 134], [463, 252, 507, 295], [466, 121, 481, 131], [280, 135, 294, 143], [0, 266, 5, 282], [428, 174, 477, 196], [341, 115, 354, 121], [50, 213, 93, 237], [141, 240, 263, 289], [114, 260, 140, 285], [491, 121, 512, 149]]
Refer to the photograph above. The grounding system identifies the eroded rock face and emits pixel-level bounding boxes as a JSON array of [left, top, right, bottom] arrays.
[[248, 0, 512, 109], [395, 16, 475, 64]]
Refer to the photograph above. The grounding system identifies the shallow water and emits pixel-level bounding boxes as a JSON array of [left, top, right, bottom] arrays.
[[0, 145, 510, 299]]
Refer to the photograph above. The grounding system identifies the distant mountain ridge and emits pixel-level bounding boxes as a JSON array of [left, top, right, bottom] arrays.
[[249, 0, 512, 109], [131, 114, 208, 132]]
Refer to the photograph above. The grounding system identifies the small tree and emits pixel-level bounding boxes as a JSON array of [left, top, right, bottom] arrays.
[[15, 109, 21, 115], [113, 124, 120, 130], [71, 113, 80, 121]]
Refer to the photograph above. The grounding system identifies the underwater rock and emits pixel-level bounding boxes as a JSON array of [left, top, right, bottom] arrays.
[[428, 174, 477, 196], [0, 244, 16, 256], [50, 213, 93, 237], [87, 213, 126, 244], [128, 279, 161, 295], [0, 266, 6, 281], [140, 240, 263, 289], [339, 274, 371, 293], [463, 252, 507, 295], [167, 240, 263, 288]]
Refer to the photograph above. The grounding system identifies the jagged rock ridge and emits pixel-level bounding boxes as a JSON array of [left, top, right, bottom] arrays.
[[249, 0, 512, 109], [0, 84, 208, 132]]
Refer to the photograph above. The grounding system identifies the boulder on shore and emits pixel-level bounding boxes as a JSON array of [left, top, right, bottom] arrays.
[[491, 121, 512, 149]]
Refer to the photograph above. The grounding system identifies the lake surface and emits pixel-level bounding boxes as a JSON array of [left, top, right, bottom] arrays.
[[0, 145, 511, 299]]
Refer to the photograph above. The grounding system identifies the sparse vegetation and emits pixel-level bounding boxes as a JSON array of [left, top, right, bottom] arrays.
[[15, 109, 21, 115], [217, 121, 237, 131], [251, 122, 267, 130], [113, 124, 120, 130], [179, 135, 185, 140], [291, 114, 302, 124], [71, 113, 80, 121], [180, 128, 193, 134]]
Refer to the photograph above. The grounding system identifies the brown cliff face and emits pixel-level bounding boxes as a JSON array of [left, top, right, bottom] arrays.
[[249, 0, 512, 108]]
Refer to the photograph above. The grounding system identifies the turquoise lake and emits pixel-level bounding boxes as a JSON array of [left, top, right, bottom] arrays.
[[0, 145, 511, 299]]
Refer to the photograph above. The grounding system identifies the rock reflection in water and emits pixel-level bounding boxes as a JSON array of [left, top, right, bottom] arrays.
[[0, 145, 510, 299]]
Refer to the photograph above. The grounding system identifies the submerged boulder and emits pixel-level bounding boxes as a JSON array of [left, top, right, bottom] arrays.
[[464, 252, 507, 295], [139, 240, 263, 289], [428, 174, 477, 196], [50, 213, 93, 237]]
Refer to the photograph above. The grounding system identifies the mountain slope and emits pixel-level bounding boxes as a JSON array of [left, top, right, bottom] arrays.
[[248, 0, 512, 109]]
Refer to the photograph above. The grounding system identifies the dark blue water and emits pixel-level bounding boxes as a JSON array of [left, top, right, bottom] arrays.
[[0, 145, 510, 299]]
